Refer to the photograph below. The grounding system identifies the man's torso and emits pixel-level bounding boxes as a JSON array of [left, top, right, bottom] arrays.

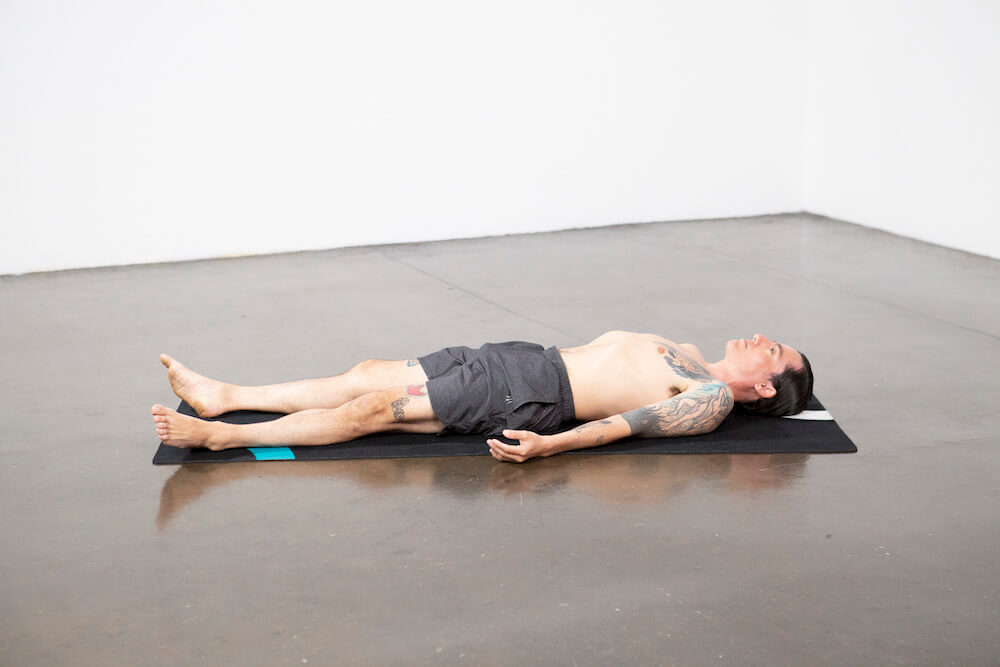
[[557, 330, 718, 420]]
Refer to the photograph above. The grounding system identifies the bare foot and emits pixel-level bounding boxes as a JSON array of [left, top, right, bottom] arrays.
[[152, 404, 230, 450], [160, 354, 231, 418]]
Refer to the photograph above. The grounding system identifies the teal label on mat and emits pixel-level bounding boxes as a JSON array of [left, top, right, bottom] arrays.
[[249, 447, 295, 461]]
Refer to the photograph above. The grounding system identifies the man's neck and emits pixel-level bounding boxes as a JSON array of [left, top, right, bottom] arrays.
[[702, 359, 747, 401], [702, 359, 722, 379]]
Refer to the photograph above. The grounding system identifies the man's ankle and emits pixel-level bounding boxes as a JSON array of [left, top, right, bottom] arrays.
[[207, 422, 238, 451], [220, 383, 243, 413]]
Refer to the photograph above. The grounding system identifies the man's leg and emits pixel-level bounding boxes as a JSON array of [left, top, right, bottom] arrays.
[[152, 384, 443, 451], [160, 354, 429, 417]]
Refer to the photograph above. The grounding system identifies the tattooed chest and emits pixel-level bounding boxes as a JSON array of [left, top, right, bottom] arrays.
[[651, 341, 714, 382]]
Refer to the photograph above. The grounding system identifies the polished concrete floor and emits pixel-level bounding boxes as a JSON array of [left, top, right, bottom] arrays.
[[2, 213, 998, 665]]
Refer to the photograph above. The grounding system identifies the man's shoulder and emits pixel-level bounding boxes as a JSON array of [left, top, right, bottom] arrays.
[[673, 380, 734, 416]]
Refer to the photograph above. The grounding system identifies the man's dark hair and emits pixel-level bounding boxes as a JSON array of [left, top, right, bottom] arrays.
[[738, 352, 814, 417]]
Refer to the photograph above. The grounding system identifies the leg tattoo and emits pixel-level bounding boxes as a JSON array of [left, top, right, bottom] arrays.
[[391, 396, 409, 421]]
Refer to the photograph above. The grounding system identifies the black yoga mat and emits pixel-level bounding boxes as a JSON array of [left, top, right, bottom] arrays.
[[152, 395, 856, 464]]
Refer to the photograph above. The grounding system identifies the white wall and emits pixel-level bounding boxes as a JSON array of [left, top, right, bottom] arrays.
[[804, 0, 1000, 259], [0, 0, 807, 275], [6, 2, 996, 275]]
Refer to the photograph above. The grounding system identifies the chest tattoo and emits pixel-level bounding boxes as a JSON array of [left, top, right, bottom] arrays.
[[654, 342, 713, 381]]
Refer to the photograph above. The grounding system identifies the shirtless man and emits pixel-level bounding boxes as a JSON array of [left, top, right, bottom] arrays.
[[151, 331, 813, 463]]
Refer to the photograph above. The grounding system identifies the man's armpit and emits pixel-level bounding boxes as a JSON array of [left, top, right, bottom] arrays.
[[622, 384, 734, 437]]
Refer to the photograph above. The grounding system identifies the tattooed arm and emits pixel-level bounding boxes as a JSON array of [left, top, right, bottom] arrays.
[[620, 382, 734, 438], [487, 382, 735, 462]]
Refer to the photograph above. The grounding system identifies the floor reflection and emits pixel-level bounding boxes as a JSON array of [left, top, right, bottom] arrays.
[[157, 453, 810, 529]]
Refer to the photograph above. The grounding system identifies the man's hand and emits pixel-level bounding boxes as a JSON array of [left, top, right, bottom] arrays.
[[487, 429, 553, 463]]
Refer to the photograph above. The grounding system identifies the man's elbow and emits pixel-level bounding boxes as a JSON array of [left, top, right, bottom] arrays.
[[683, 409, 729, 437], [692, 419, 723, 436]]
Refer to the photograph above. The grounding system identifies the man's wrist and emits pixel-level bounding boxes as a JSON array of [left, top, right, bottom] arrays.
[[544, 432, 571, 456]]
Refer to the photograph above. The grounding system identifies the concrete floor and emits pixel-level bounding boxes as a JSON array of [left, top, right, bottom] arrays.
[[1, 213, 998, 665]]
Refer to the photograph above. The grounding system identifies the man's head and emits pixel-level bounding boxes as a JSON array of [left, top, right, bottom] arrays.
[[722, 334, 814, 416]]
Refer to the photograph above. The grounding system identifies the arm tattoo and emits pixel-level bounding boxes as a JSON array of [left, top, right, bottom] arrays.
[[406, 359, 420, 367], [391, 396, 409, 421], [654, 342, 713, 381], [573, 419, 612, 433], [407, 384, 427, 396], [622, 383, 734, 437]]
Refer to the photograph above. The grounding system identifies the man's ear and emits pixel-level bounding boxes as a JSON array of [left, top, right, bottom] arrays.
[[754, 381, 776, 399]]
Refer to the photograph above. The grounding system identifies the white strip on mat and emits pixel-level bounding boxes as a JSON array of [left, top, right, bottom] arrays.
[[783, 410, 834, 421]]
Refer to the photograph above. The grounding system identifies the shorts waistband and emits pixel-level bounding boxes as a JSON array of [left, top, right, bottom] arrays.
[[543, 346, 576, 423]]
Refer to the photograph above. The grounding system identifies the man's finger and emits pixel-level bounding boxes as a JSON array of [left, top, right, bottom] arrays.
[[487, 439, 508, 460], [490, 439, 529, 463], [501, 440, 525, 454], [488, 438, 516, 455]]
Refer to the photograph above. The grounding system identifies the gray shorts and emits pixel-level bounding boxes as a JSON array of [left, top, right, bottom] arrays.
[[418, 341, 576, 436]]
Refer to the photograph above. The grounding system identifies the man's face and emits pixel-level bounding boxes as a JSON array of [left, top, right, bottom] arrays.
[[724, 334, 803, 389]]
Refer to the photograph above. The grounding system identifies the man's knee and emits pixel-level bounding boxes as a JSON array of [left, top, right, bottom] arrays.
[[342, 359, 383, 396], [350, 358, 380, 379], [348, 386, 436, 424], [344, 390, 392, 425]]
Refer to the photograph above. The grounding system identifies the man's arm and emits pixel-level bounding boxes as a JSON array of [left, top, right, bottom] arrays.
[[487, 382, 734, 463], [619, 381, 734, 438]]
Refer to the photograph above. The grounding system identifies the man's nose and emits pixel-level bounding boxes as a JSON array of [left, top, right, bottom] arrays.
[[752, 334, 769, 346]]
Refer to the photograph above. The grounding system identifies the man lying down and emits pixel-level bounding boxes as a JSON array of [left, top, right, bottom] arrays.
[[151, 330, 813, 463]]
